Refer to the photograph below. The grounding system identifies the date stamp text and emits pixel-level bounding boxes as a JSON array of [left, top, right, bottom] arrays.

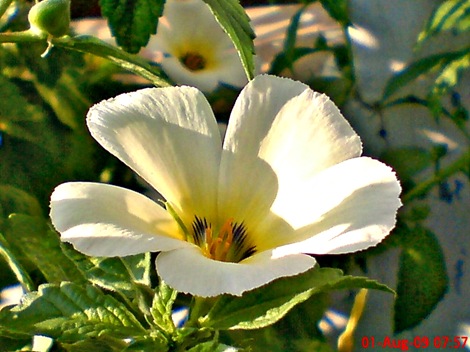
[[361, 336, 468, 350]]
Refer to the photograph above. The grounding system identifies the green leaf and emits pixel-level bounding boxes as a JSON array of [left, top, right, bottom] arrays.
[[394, 226, 448, 333], [0, 72, 98, 207], [61, 245, 149, 296], [99, 0, 165, 54], [151, 281, 177, 335], [270, 47, 317, 75], [201, 267, 393, 330], [277, 5, 308, 73], [3, 214, 84, 283], [0, 282, 147, 341], [382, 48, 470, 100], [58, 336, 131, 352], [52, 35, 170, 87], [432, 51, 470, 96], [0, 232, 35, 292], [0, 185, 42, 219], [380, 147, 433, 182], [418, 0, 470, 44], [186, 341, 235, 352], [202, 0, 256, 80], [319, 0, 350, 25], [223, 294, 333, 352]]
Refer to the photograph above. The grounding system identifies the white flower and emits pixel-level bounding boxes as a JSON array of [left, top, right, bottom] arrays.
[[149, 0, 249, 92], [50, 75, 401, 297]]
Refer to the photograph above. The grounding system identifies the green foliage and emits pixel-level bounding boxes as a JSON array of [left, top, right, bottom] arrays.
[[99, 0, 165, 54], [0, 0, 469, 349], [201, 267, 393, 330], [151, 281, 177, 336], [393, 225, 449, 333], [382, 48, 470, 100], [418, 0, 470, 44], [319, 0, 350, 26], [202, 0, 256, 80], [0, 282, 147, 341], [3, 214, 84, 285]]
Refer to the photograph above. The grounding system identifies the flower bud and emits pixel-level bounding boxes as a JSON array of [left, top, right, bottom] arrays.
[[28, 0, 71, 37]]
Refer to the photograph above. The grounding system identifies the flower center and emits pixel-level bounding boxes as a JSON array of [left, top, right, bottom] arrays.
[[180, 52, 206, 71], [191, 216, 256, 263]]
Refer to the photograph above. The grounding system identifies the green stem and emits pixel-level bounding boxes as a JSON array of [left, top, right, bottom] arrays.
[[402, 149, 470, 203], [0, 31, 172, 87]]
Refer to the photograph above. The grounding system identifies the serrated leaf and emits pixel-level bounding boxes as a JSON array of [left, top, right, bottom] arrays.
[[394, 226, 448, 333], [3, 214, 84, 283], [99, 0, 165, 54], [151, 281, 177, 335], [202, 0, 256, 80], [382, 48, 470, 100], [418, 0, 470, 44], [0, 282, 147, 341], [201, 267, 393, 330], [61, 244, 150, 296]]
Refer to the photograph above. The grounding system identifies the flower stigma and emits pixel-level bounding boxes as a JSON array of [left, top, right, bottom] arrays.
[[180, 52, 206, 71]]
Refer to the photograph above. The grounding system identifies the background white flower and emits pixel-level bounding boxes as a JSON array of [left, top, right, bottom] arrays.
[[149, 0, 250, 92], [50, 75, 401, 297]]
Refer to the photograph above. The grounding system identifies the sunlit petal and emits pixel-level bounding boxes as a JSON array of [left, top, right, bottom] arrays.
[[156, 247, 316, 297], [50, 182, 189, 256], [86, 87, 222, 221], [258, 88, 362, 183], [218, 75, 309, 227], [269, 157, 401, 256]]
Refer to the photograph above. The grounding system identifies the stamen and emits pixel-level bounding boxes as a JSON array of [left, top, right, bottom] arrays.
[[190, 216, 256, 263]]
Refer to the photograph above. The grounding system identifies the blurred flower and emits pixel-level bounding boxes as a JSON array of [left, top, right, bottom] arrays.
[[50, 75, 401, 297], [150, 0, 249, 92]]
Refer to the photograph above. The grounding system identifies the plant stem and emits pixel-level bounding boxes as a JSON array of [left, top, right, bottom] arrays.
[[0, 31, 172, 87], [402, 149, 470, 203]]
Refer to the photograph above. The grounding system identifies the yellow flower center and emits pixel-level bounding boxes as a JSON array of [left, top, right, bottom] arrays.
[[191, 217, 255, 263], [180, 52, 206, 71]]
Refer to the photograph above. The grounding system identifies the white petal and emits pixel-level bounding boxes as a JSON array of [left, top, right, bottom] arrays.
[[151, 0, 248, 91], [156, 247, 316, 297], [269, 157, 401, 256], [154, 0, 233, 54], [86, 87, 221, 222], [218, 75, 310, 227], [258, 88, 362, 184], [50, 182, 189, 257]]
